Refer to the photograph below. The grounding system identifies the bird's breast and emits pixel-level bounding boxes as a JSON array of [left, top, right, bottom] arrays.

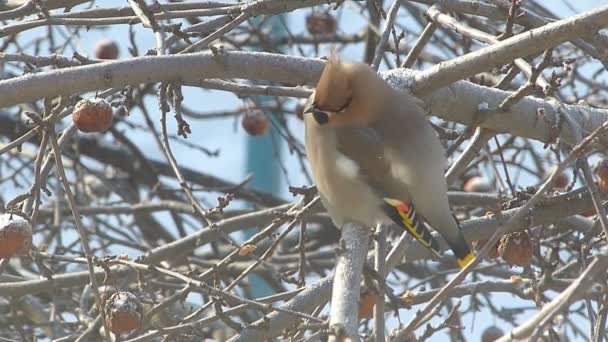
[[305, 126, 382, 228]]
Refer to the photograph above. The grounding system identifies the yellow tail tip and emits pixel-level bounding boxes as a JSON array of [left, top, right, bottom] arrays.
[[457, 252, 475, 268]]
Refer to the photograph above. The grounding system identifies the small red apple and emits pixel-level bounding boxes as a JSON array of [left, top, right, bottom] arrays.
[[104, 292, 143, 335], [0, 214, 32, 258], [94, 39, 119, 60], [241, 112, 269, 136], [73, 98, 113, 133]]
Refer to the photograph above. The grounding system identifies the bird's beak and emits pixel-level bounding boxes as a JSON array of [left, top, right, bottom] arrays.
[[303, 102, 329, 125]]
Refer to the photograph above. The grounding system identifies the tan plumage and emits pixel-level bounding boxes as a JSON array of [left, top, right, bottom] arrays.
[[304, 55, 474, 267]]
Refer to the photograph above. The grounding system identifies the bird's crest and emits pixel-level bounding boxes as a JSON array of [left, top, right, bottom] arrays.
[[314, 51, 352, 112]]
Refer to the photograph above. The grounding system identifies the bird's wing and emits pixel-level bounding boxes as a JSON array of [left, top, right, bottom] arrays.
[[372, 103, 475, 263], [334, 127, 400, 198], [334, 127, 441, 255]]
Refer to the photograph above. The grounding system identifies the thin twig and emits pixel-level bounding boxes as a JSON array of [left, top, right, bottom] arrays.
[[371, 0, 401, 71], [593, 293, 608, 342], [496, 256, 608, 341], [179, 12, 249, 54], [445, 127, 495, 185], [374, 224, 387, 342], [48, 130, 112, 342], [401, 20, 437, 68], [392, 120, 608, 338]]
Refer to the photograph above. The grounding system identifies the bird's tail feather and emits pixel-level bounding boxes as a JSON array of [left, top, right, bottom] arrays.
[[382, 198, 475, 268], [381, 198, 441, 258], [451, 214, 475, 268], [456, 251, 475, 268]]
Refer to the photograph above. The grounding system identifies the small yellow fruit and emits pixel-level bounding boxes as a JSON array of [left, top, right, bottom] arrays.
[[510, 275, 524, 284], [238, 244, 257, 256], [401, 290, 415, 302], [463, 176, 492, 193]]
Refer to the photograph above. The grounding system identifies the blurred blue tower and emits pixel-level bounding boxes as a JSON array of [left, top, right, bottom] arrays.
[[244, 14, 285, 299]]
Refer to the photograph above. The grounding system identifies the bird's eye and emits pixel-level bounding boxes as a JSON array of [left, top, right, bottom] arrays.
[[312, 109, 329, 125]]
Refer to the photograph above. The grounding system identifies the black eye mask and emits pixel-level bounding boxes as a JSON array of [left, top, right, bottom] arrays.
[[312, 109, 329, 125], [307, 96, 351, 125]]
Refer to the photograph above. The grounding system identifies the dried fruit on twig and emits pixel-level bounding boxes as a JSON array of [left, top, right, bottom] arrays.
[[553, 172, 569, 190], [73, 98, 113, 133], [463, 176, 492, 193], [545, 166, 569, 191], [510, 275, 523, 284], [94, 39, 119, 60], [0, 214, 32, 258], [357, 291, 377, 319], [241, 112, 269, 136], [498, 231, 533, 267], [238, 244, 256, 256], [482, 326, 504, 342], [401, 290, 415, 302], [472, 238, 500, 259], [104, 292, 144, 334], [306, 11, 337, 35], [596, 159, 608, 194]]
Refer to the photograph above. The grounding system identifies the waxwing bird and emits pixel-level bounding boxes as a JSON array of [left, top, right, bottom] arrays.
[[303, 55, 474, 268]]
